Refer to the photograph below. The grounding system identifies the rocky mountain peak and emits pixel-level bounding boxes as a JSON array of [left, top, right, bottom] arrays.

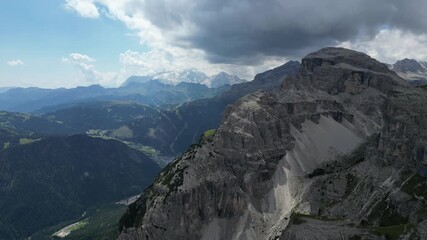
[[215, 71, 231, 77], [287, 47, 406, 95], [302, 47, 392, 74], [393, 58, 426, 73], [390, 58, 427, 86]]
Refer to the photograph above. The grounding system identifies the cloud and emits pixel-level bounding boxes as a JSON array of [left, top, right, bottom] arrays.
[[7, 59, 24, 66], [69, 53, 96, 62], [61, 53, 96, 73], [120, 50, 175, 75], [339, 28, 427, 64], [65, 0, 99, 18], [89, 0, 427, 63], [65, 0, 427, 82], [62, 53, 118, 86]]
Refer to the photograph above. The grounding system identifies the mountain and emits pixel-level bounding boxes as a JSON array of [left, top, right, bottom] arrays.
[[118, 48, 427, 239], [153, 70, 208, 85], [0, 135, 161, 239], [121, 76, 153, 86], [41, 101, 183, 155], [121, 70, 246, 88], [0, 81, 227, 113], [41, 101, 172, 133], [0, 111, 74, 137], [392, 58, 427, 73], [121, 70, 207, 87], [0, 85, 106, 113], [204, 72, 247, 88], [391, 58, 427, 86], [0, 111, 81, 161]]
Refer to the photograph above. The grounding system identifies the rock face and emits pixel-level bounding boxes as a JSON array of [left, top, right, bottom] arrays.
[[118, 48, 427, 240]]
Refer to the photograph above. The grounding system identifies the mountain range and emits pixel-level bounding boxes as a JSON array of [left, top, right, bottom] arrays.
[[0, 62, 301, 158], [0, 80, 228, 113], [121, 70, 247, 88], [40, 61, 300, 157]]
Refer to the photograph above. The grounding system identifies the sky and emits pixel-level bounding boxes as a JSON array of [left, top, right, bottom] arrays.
[[1, 0, 427, 88]]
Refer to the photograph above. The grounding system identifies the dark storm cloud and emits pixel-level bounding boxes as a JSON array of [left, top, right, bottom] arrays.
[[139, 0, 427, 64]]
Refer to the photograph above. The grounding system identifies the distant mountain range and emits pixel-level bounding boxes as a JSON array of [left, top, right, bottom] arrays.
[[0, 61, 301, 161], [0, 70, 246, 113], [0, 80, 229, 113], [121, 70, 247, 88], [38, 61, 301, 156], [390, 58, 427, 86]]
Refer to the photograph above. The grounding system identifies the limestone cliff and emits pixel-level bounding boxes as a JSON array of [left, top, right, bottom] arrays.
[[118, 48, 427, 240]]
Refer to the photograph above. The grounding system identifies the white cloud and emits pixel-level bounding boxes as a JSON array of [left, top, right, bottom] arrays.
[[64, 1, 427, 84], [65, 0, 247, 80], [65, 0, 100, 18], [338, 28, 427, 63], [7, 59, 24, 67], [120, 50, 175, 75], [99, 0, 281, 81], [61, 53, 96, 73], [69, 53, 96, 62], [62, 53, 119, 87], [81, 1, 427, 62]]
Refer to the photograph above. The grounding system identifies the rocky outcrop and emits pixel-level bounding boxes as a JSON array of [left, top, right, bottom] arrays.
[[118, 48, 427, 240]]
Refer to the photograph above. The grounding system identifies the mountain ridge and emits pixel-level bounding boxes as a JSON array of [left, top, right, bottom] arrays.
[[0, 80, 227, 113]]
